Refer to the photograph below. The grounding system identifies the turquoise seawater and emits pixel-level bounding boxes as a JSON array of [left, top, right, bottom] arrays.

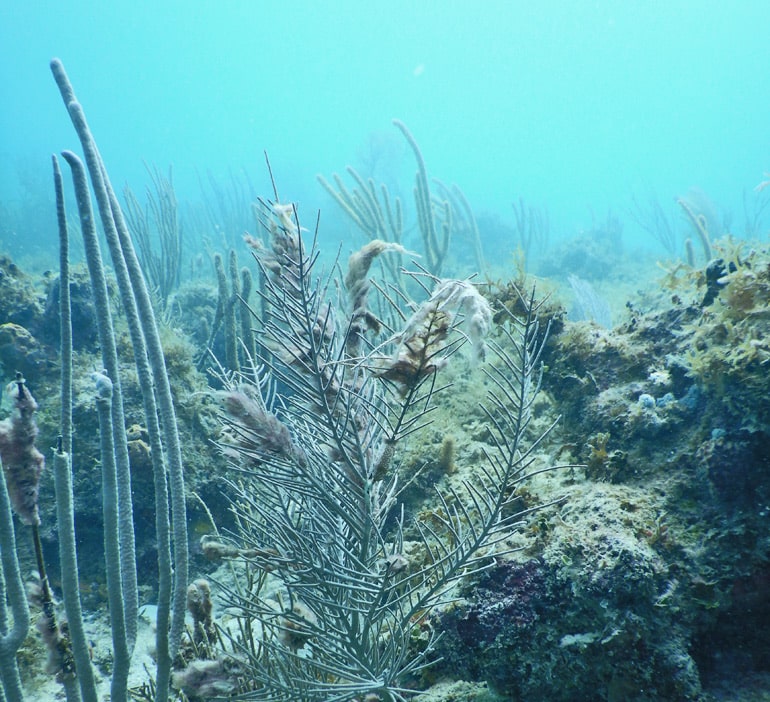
[[1, 1, 768, 268]]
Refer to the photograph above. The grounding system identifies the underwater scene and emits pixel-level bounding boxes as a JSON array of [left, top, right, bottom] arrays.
[[2, 2, 770, 701]]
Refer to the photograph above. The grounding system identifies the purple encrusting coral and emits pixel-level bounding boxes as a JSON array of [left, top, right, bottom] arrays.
[[432, 560, 557, 690], [441, 560, 548, 646]]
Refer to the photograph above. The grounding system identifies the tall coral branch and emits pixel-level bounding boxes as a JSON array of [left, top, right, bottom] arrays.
[[193, 201, 555, 701]]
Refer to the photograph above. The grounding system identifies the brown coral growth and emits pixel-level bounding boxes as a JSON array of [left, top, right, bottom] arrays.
[[0, 374, 45, 526]]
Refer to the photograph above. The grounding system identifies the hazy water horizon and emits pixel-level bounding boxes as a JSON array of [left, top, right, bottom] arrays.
[[2, 1, 768, 266]]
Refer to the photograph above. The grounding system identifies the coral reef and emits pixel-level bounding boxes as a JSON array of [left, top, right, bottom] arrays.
[[418, 241, 770, 700], [2, 55, 769, 702], [538, 212, 624, 281], [4, 184, 770, 701]]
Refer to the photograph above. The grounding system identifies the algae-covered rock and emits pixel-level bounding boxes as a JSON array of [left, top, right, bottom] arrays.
[[415, 680, 505, 701], [0, 323, 53, 378], [430, 483, 702, 701], [0, 253, 44, 331], [419, 247, 770, 700]]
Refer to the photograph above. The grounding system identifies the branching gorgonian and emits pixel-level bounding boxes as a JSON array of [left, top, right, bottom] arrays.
[[186, 200, 556, 701]]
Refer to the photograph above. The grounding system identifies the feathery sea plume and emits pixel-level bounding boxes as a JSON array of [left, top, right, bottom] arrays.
[[201, 201, 557, 701]]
